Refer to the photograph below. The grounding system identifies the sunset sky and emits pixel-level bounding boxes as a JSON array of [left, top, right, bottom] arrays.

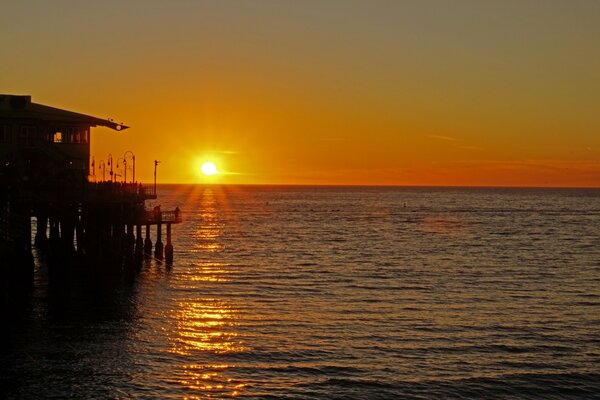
[[2, 1, 600, 186]]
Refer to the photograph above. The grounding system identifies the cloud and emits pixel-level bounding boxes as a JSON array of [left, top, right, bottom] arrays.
[[427, 134, 482, 151], [428, 134, 457, 141], [451, 159, 600, 172]]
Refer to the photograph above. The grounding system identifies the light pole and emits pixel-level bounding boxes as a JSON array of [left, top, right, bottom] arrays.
[[124, 151, 135, 183], [100, 160, 106, 181], [154, 160, 161, 195], [117, 158, 125, 183], [108, 153, 113, 182], [91, 156, 96, 182]]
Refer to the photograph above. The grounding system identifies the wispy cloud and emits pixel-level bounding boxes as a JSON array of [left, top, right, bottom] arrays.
[[428, 134, 457, 142], [451, 159, 600, 171], [427, 134, 482, 151]]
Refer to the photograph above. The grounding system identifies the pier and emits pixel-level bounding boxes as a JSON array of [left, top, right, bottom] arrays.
[[0, 94, 181, 279]]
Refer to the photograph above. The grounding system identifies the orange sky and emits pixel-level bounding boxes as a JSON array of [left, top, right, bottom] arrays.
[[2, 1, 600, 186]]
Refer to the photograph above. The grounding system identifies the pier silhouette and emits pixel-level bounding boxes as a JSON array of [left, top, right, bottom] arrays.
[[0, 95, 181, 280]]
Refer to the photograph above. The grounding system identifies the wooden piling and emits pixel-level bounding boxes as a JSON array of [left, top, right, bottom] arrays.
[[155, 222, 163, 260], [165, 223, 173, 264], [144, 224, 152, 256]]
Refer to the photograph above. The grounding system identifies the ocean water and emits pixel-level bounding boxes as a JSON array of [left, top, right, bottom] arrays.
[[2, 185, 600, 399]]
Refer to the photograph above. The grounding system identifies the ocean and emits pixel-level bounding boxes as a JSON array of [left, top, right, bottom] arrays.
[[2, 185, 600, 399]]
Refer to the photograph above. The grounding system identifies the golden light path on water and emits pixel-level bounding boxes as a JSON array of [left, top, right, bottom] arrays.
[[191, 188, 224, 254], [167, 186, 248, 397], [8, 185, 600, 398]]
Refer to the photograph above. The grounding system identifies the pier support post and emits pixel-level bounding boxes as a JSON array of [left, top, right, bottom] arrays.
[[127, 224, 135, 247], [124, 224, 135, 266], [111, 223, 123, 262], [144, 224, 152, 257], [135, 225, 143, 255], [34, 214, 47, 247], [22, 214, 34, 272], [48, 216, 60, 261], [61, 216, 75, 255], [7, 206, 34, 278], [75, 219, 84, 255], [99, 215, 112, 262], [126, 224, 135, 252], [49, 217, 59, 243], [155, 222, 163, 260], [165, 223, 173, 264]]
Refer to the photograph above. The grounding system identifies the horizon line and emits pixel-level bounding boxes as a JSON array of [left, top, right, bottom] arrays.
[[141, 182, 600, 190]]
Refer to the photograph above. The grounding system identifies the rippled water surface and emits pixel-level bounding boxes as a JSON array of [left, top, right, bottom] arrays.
[[2, 186, 600, 398]]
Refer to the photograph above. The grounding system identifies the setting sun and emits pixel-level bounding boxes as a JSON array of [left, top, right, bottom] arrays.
[[201, 161, 219, 176]]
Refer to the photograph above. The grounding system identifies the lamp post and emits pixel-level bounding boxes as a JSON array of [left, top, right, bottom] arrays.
[[99, 160, 106, 181], [108, 153, 113, 182], [154, 160, 161, 195], [91, 156, 96, 182], [124, 151, 135, 183], [117, 158, 125, 183], [119, 158, 127, 183]]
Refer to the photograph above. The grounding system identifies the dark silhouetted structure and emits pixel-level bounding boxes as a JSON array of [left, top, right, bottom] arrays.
[[0, 95, 181, 280]]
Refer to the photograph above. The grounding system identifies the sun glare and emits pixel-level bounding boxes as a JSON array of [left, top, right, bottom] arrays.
[[201, 161, 219, 176]]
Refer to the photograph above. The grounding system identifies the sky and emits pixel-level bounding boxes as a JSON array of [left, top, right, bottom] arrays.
[[2, 0, 600, 186]]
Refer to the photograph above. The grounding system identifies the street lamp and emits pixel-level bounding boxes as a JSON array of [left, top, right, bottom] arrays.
[[154, 160, 161, 195], [108, 153, 113, 182], [124, 151, 135, 183], [116, 158, 125, 183], [91, 156, 96, 182], [99, 160, 106, 181]]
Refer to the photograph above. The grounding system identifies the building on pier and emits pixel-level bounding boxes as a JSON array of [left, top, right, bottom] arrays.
[[0, 94, 181, 274]]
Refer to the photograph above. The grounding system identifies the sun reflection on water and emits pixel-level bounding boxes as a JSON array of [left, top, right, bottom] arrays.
[[191, 187, 225, 253], [183, 262, 232, 283], [170, 300, 246, 355], [178, 364, 248, 399], [169, 186, 248, 397]]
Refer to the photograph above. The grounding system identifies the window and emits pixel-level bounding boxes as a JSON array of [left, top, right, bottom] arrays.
[[0, 125, 11, 144], [19, 126, 37, 147], [52, 127, 88, 144], [53, 131, 63, 143], [67, 127, 87, 143]]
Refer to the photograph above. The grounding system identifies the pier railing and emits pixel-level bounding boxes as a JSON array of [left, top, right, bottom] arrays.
[[144, 209, 182, 224], [138, 185, 157, 198], [7, 181, 162, 210], [87, 182, 157, 200]]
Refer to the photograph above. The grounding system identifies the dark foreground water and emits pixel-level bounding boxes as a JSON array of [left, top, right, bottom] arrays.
[[2, 186, 600, 399]]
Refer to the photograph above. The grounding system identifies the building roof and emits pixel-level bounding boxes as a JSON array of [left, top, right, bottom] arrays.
[[0, 95, 128, 131]]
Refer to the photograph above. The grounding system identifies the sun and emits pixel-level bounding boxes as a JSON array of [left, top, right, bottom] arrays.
[[201, 161, 219, 176]]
